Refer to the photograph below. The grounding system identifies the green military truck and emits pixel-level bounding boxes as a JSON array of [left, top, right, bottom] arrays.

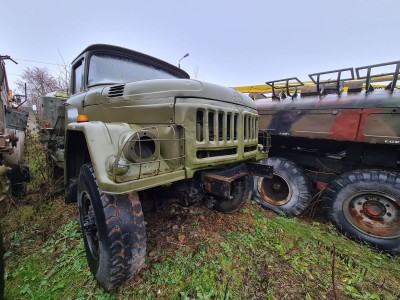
[[59, 44, 272, 290]]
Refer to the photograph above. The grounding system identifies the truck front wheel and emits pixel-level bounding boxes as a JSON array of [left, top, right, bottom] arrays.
[[211, 176, 253, 213], [253, 157, 312, 216], [323, 169, 400, 255], [78, 163, 146, 291]]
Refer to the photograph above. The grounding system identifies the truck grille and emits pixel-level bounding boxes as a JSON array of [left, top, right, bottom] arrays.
[[195, 109, 258, 157], [243, 113, 258, 141], [196, 109, 238, 142]]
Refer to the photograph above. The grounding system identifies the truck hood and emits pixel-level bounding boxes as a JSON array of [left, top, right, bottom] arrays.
[[84, 79, 255, 109]]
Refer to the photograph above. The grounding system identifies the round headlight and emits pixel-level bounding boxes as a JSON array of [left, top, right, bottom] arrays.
[[123, 131, 159, 163]]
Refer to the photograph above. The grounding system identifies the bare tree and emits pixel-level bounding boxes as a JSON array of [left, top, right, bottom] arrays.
[[15, 66, 62, 106], [192, 65, 204, 81], [57, 50, 70, 95]]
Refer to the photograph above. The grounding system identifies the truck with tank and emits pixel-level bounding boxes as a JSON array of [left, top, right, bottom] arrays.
[[56, 44, 272, 290], [250, 61, 400, 255]]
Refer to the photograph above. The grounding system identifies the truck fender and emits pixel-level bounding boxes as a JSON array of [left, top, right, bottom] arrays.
[[64, 121, 132, 202]]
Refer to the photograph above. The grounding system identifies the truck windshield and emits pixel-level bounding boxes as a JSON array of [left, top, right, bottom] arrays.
[[88, 53, 180, 86]]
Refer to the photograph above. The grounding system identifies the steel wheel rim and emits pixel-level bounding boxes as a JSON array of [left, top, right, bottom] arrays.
[[258, 173, 292, 206], [343, 191, 400, 239], [81, 192, 100, 260]]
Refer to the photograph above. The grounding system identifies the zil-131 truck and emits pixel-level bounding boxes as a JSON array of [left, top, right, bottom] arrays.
[[54, 44, 272, 290]]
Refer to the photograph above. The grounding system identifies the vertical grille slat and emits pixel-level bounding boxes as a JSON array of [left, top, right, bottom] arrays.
[[227, 113, 231, 140], [208, 111, 215, 141], [234, 114, 238, 140], [218, 112, 224, 141], [196, 110, 204, 142]]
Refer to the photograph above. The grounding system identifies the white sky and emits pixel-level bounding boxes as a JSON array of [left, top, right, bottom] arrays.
[[2, 0, 400, 92]]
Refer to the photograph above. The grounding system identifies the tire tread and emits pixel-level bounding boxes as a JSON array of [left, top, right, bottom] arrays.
[[254, 157, 312, 217], [78, 163, 146, 291], [323, 169, 400, 255]]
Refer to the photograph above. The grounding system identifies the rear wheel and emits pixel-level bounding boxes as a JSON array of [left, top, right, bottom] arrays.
[[253, 157, 312, 216], [323, 169, 400, 255], [78, 163, 146, 291]]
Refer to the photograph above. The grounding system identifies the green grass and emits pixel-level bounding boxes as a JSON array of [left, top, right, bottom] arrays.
[[3, 200, 399, 300], [6, 231, 84, 299], [24, 132, 53, 193]]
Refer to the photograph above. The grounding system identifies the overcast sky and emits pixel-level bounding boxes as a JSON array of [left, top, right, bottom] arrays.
[[2, 0, 399, 92]]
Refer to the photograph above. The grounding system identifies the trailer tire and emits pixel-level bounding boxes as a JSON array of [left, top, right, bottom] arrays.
[[78, 163, 146, 291], [212, 175, 253, 213], [323, 169, 400, 255], [253, 157, 312, 216]]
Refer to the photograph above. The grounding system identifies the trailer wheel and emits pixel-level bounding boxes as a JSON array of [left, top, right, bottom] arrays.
[[78, 163, 146, 291], [212, 175, 253, 213], [253, 157, 311, 216], [323, 169, 400, 255]]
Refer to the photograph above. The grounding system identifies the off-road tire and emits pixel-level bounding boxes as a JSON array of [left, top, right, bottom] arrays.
[[253, 157, 312, 216], [212, 175, 253, 213], [78, 163, 146, 291], [323, 169, 400, 255]]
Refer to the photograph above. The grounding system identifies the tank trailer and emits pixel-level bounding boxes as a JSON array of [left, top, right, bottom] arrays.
[[252, 61, 400, 255]]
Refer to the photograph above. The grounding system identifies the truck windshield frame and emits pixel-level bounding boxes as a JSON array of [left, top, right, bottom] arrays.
[[87, 52, 182, 87]]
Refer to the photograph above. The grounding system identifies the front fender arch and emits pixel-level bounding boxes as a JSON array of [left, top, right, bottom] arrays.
[[64, 121, 132, 202]]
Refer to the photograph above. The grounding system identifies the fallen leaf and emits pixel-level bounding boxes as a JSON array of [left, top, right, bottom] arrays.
[[178, 234, 186, 242]]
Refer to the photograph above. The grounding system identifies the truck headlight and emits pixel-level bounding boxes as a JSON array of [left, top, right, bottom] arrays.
[[122, 130, 160, 163]]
